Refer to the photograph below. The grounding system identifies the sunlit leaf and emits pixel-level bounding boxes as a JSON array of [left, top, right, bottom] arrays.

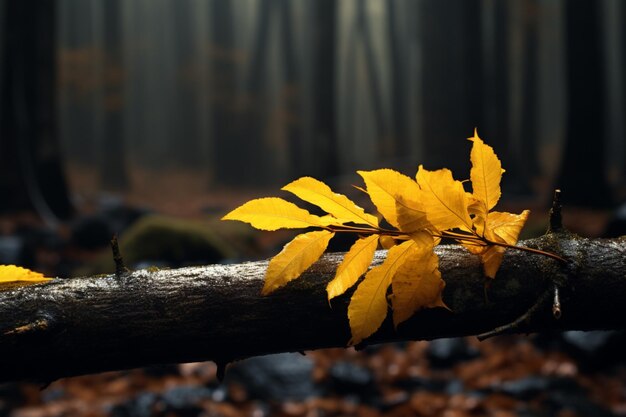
[[480, 245, 506, 279], [461, 239, 488, 255], [391, 237, 447, 327], [262, 230, 334, 295], [468, 129, 504, 218], [283, 177, 378, 227], [358, 169, 421, 228], [348, 240, 415, 345], [327, 235, 378, 301], [0, 265, 52, 286], [222, 197, 324, 230], [379, 235, 396, 249], [396, 195, 431, 233], [477, 210, 530, 278], [488, 210, 530, 245], [416, 166, 473, 231]]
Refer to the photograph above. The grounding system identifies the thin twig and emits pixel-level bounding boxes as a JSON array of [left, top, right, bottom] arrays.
[[477, 289, 552, 341], [110, 235, 129, 278]]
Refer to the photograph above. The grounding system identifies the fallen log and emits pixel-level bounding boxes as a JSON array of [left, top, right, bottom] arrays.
[[0, 231, 624, 384]]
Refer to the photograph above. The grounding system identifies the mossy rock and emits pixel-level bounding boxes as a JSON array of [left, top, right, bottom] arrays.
[[120, 215, 236, 266], [77, 215, 259, 275]]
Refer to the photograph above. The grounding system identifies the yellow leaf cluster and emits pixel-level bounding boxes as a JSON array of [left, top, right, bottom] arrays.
[[222, 129, 530, 345], [0, 265, 52, 287]]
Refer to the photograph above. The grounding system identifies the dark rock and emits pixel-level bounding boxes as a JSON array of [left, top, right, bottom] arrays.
[[110, 386, 213, 417], [498, 377, 550, 400], [546, 392, 617, 417], [0, 383, 25, 416], [561, 330, 626, 369], [426, 338, 480, 368], [160, 385, 213, 415], [603, 203, 626, 238], [15, 225, 64, 268], [487, 376, 583, 402], [445, 379, 465, 395], [225, 353, 316, 401], [327, 361, 377, 401], [393, 376, 447, 392], [514, 407, 551, 417], [110, 392, 159, 417], [41, 386, 65, 403], [70, 215, 113, 250], [0, 236, 25, 264], [563, 330, 616, 353], [100, 204, 148, 236], [70, 200, 148, 251]]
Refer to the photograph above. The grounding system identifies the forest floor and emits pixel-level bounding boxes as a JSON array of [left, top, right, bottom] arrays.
[[1, 166, 625, 417], [4, 334, 626, 417]]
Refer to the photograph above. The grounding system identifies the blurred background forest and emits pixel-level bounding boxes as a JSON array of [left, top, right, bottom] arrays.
[[1, 1, 626, 416], [2, 0, 626, 220]]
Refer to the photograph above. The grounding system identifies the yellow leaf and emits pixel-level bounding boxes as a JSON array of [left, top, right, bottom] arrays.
[[396, 195, 431, 233], [391, 241, 446, 327], [327, 234, 379, 301], [379, 235, 396, 249], [282, 177, 378, 227], [488, 210, 530, 245], [263, 230, 334, 295], [480, 245, 506, 279], [348, 240, 415, 345], [478, 210, 529, 278], [416, 166, 473, 231], [461, 240, 488, 255], [468, 129, 504, 218], [222, 197, 323, 231], [357, 169, 421, 228], [0, 265, 52, 285]]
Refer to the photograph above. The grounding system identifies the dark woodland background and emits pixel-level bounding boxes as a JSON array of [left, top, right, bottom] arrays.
[[2, 0, 626, 216], [1, 1, 626, 416]]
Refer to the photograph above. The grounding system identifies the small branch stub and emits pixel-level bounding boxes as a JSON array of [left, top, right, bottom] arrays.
[[110, 235, 130, 278], [477, 289, 552, 341], [216, 361, 228, 382], [552, 285, 562, 319], [4, 318, 49, 336], [548, 189, 563, 233]]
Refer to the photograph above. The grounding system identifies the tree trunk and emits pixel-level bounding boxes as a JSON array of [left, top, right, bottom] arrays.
[[98, 0, 129, 191], [311, 0, 338, 178], [420, 0, 483, 175], [0, 233, 624, 384], [0, 0, 73, 222], [557, 0, 612, 208]]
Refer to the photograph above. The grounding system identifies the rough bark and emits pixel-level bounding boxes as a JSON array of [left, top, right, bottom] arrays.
[[0, 233, 624, 384]]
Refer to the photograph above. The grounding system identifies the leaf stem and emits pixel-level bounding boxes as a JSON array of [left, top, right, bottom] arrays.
[[484, 240, 567, 263], [324, 225, 403, 236], [324, 224, 567, 263], [439, 231, 567, 263]]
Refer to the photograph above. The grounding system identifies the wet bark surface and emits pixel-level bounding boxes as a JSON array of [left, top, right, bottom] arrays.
[[0, 233, 625, 384]]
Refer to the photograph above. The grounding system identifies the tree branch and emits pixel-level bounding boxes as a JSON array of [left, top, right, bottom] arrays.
[[0, 234, 624, 384]]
